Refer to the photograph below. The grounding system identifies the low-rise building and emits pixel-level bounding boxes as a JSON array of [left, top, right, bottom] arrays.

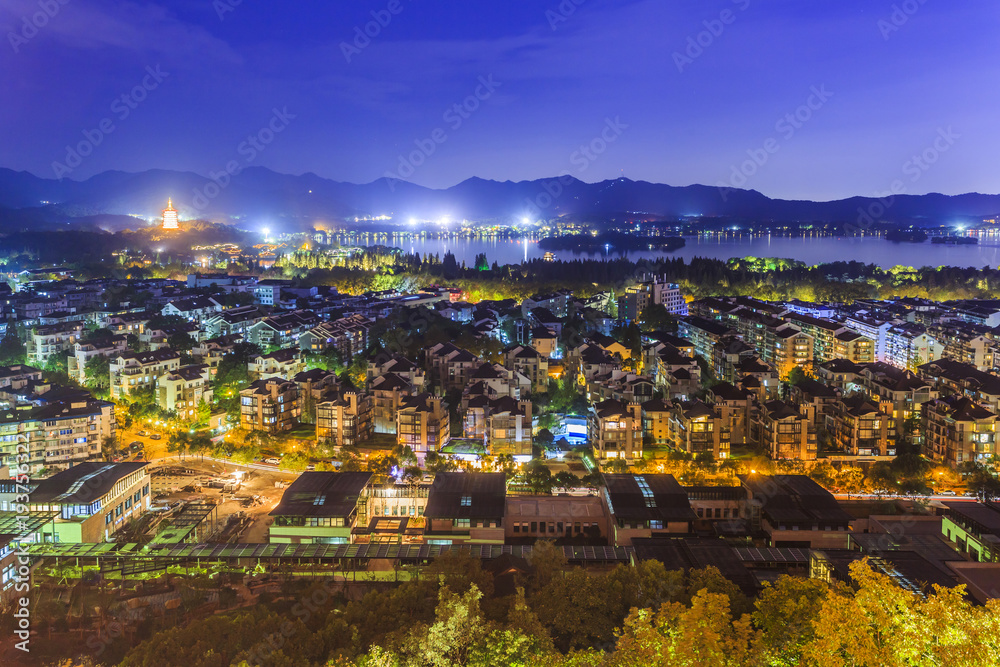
[[941, 501, 1000, 563], [485, 397, 533, 459], [741, 474, 852, 548], [249, 348, 305, 380], [600, 474, 696, 546], [423, 472, 506, 545], [268, 471, 373, 544], [504, 345, 549, 394], [0, 462, 149, 542], [506, 495, 609, 544]]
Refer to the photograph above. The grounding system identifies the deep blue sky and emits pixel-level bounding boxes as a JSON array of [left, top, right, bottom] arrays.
[[1, 0, 996, 200]]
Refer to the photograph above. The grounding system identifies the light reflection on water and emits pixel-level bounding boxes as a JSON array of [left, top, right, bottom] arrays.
[[345, 234, 1000, 269]]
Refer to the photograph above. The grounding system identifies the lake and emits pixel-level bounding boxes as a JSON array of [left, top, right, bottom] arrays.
[[340, 232, 1000, 270]]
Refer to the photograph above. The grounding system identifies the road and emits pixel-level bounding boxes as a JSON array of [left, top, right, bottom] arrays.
[[833, 493, 976, 502]]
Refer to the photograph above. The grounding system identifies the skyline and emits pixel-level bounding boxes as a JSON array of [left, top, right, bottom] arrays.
[[1, 0, 996, 201]]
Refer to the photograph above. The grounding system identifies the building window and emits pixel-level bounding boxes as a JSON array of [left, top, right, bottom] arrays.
[[460, 495, 472, 506]]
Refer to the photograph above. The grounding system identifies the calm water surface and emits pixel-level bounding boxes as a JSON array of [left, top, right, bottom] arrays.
[[347, 234, 1000, 269]]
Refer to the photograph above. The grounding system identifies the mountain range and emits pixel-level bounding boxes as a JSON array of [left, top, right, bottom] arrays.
[[0, 166, 997, 232]]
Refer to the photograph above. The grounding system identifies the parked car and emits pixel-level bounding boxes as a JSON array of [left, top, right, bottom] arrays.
[[264, 457, 280, 465], [939, 489, 957, 496], [305, 464, 316, 471], [137, 430, 148, 436], [129, 441, 143, 452], [150, 433, 161, 440]]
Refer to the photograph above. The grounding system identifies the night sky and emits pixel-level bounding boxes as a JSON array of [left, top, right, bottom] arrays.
[[1, 0, 996, 200]]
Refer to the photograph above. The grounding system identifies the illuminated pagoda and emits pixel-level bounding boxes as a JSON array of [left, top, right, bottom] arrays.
[[162, 197, 179, 230]]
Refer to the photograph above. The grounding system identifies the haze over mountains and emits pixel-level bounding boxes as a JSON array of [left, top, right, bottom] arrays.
[[0, 166, 997, 232]]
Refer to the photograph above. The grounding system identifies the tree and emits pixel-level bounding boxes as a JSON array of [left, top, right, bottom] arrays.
[[0, 324, 26, 366], [215, 342, 261, 388], [605, 458, 628, 473], [613, 589, 757, 667], [553, 470, 579, 491], [638, 304, 677, 333], [167, 331, 195, 352], [524, 459, 553, 495], [84, 354, 110, 391], [751, 576, 830, 665], [803, 559, 1000, 666], [368, 452, 399, 477]]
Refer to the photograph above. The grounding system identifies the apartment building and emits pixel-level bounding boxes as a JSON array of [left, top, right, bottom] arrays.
[[397, 394, 450, 460], [485, 397, 532, 459], [828, 395, 895, 457], [240, 377, 300, 433], [504, 345, 549, 393], [885, 324, 943, 371], [618, 276, 687, 322], [923, 396, 997, 467], [589, 399, 642, 462], [0, 390, 115, 473], [27, 322, 84, 366], [668, 399, 729, 459], [69, 336, 128, 384], [370, 373, 415, 435], [708, 382, 752, 447], [156, 364, 213, 419], [109, 348, 181, 401], [246, 310, 320, 348], [299, 314, 371, 360], [160, 296, 224, 322], [756, 400, 817, 461], [249, 348, 305, 380], [425, 342, 480, 392], [294, 368, 339, 424], [316, 392, 373, 448], [366, 353, 426, 390]]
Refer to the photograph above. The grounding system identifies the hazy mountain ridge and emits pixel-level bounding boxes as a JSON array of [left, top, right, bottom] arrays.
[[0, 166, 996, 231]]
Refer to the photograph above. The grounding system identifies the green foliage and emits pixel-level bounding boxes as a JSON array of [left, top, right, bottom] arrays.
[[83, 354, 110, 391], [0, 324, 26, 366]]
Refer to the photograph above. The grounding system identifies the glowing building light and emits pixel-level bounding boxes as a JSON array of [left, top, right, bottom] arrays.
[[162, 197, 178, 230]]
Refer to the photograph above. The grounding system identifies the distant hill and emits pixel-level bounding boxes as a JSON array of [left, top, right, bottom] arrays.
[[0, 166, 997, 231]]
